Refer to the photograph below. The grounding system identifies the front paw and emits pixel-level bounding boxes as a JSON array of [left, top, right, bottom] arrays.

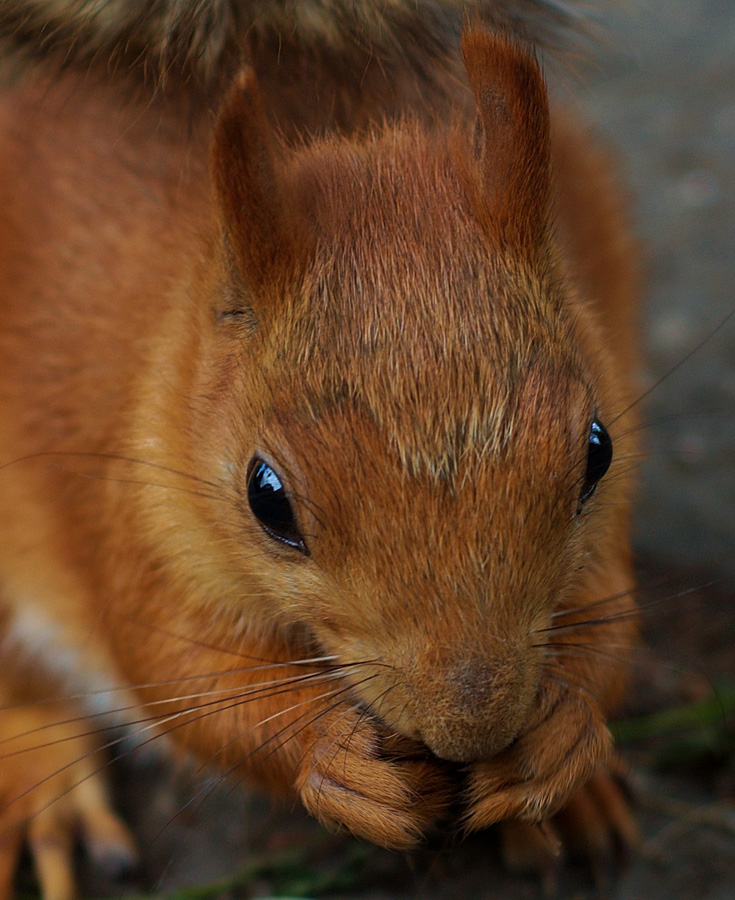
[[464, 690, 611, 831], [295, 704, 452, 850], [497, 762, 638, 877]]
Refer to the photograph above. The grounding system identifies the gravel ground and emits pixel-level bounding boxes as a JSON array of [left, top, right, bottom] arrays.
[[21, 3, 735, 899]]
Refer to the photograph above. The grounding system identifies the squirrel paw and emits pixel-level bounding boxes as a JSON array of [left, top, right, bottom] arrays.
[[295, 704, 452, 850], [463, 690, 611, 830], [0, 703, 138, 900], [550, 761, 638, 863], [497, 763, 638, 879]]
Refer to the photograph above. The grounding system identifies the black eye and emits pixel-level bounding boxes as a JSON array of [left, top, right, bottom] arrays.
[[579, 417, 613, 508], [247, 459, 307, 553]]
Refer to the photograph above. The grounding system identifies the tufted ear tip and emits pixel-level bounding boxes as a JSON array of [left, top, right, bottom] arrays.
[[210, 67, 289, 288], [461, 29, 551, 249]]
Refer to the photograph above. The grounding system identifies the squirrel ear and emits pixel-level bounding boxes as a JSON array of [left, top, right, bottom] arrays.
[[210, 68, 291, 289], [461, 30, 551, 250]]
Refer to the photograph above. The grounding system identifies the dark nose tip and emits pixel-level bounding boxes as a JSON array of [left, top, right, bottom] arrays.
[[412, 654, 535, 762]]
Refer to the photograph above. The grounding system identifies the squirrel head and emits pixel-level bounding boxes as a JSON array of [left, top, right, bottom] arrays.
[[140, 30, 632, 763]]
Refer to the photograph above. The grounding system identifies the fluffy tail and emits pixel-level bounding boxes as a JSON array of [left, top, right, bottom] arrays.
[[0, 1, 584, 91]]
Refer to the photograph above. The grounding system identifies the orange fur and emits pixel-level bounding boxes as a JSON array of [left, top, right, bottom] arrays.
[[0, 18, 639, 893]]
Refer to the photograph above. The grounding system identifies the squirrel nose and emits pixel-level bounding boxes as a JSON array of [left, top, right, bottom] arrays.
[[409, 653, 536, 762]]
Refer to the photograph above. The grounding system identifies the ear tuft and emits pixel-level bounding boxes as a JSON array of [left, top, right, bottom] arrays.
[[211, 68, 290, 289], [461, 29, 551, 249]]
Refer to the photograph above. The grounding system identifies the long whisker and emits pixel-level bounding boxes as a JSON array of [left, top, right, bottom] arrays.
[[0, 669, 349, 749], [9, 678, 348, 759], [551, 563, 733, 632], [0, 656, 346, 714], [535, 641, 636, 668], [313, 702, 369, 817], [543, 641, 721, 704], [543, 579, 728, 635], [188, 675, 380, 775], [610, 306, 735, 427], [202, 671, 383, 789], [0, 667, 362, 821], [541, 667, 597, 706], [541, 610, 640, 636], [157, 678, 379, 835], [110, 611, 340, 666], [246, 684, 375, 780], [550, 585, 636, 620], [615, 406, 729, 440], [252, 680, 379, 775], [536, 639, 636, 655], [337, 684, 396, 777], [139, 671, 379, 810], [46, 468, 221, 500], [147, 684, 361, 841], [0, 450, 222, 489]]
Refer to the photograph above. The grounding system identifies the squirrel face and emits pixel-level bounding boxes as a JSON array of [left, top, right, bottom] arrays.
[[238, 372, 601, 763], [129, 37, 631, 765]]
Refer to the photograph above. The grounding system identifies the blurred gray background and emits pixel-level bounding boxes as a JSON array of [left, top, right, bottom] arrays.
[[575, 0, 735, 583]]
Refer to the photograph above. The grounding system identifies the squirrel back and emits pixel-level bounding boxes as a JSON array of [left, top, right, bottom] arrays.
[[0, 0, 583, 133]]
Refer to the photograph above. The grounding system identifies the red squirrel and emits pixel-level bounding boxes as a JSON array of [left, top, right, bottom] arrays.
[[0, 1, 640, 896]]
